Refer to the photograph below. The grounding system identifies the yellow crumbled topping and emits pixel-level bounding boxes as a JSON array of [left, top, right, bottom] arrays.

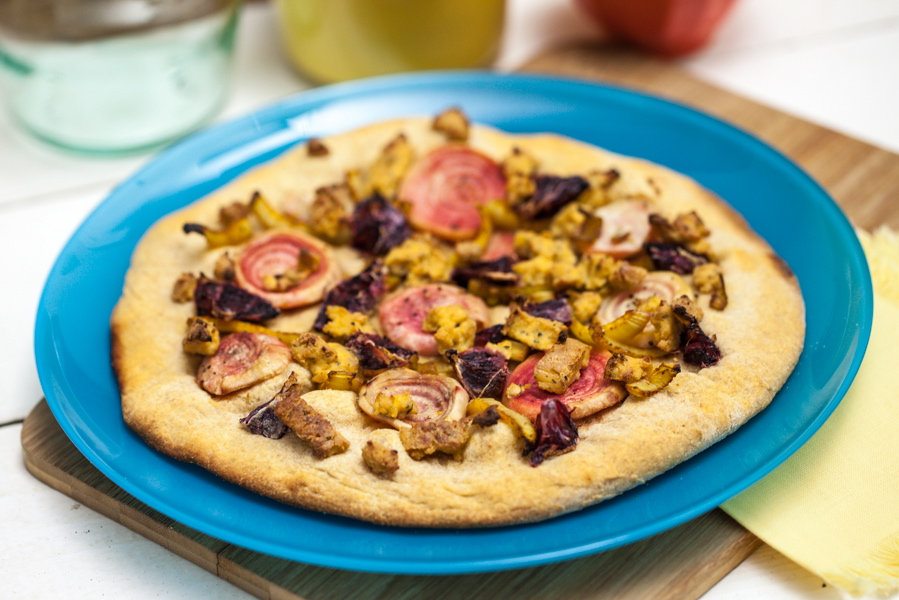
[[422, 305, 476, 355], [368, 134, 415, 199], [182, 317, 220, 355], [171, 272, 197, 303], [309, 184, 351, 244], [291, 333, 359, 384], [502, 307, 567, 351], [322, 305, 374, 340], [569, 291, 604, 324], [372, 392, 418, 419], [384, 235, 456, 285], [604, 353, 653, 384], [485, 339, 529, 362], [503, 147, 538, 204], [577, 169, 620, 210]]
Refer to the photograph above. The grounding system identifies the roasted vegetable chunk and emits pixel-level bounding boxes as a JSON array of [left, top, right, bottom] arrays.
[[527, 399, 578, 467], [194, 278, 280, 323], [432, 107, 469, 141], [502, 306, 568, 351], [313, 260, 387, 330], [345, 333, 417, 375], [534, 337, 591, 394], [362, 438, 400, 475], [350, 194, 412, 256], [515, 175, 589, 221], [447, 347, 509, 399], [183, 316, 220, 355]]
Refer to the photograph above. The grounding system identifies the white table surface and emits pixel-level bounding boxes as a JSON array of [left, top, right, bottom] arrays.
[[2, 0, 897, 598]]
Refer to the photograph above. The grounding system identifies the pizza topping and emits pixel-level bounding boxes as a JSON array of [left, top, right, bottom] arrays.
[[345, 333, 417, 375], [320, 306, 374, 341], [504, 350, 627, 421], [313, 260, 387, 331], [378, 284, 489, 356], [474, 324, 505, 346], [522, 298, 573, 326], [306, 138, 329, 157], [399, 145, 506, 241], [290, 333, 359, 385], [183, 216, 253, 249], [598, 270, 692, 325], [197, 332, 292, 396], [422, 305, 477, 355], [533, 337, 592, 394], [195, 278, 280, 323], [625, 363, 681, 397], [432, 107, 469, 142], [471, 404, 501, 427], [674, 305, 722, 368], [527, 399, 579, 467], [357, 369, 469, 429], [372, 392, 418, 419], [213, 252, 237, 281], [273, 374, 350, 459], [502, 147, 539, 204], [250, 192, 302, 230], [480, 230, 517, 262], [235, 230, 341, 309], [502, 306, 568, 352], [601, 310, 669, 358], [589, 199, 652, 258], [692, 262, 729, 310], [308, 184, 352, 245], [362, 438, 400, 476], [368, 134, 416, 199], [467, 397, 536, 442], [649, 211, 712, 257], [182, 317, 221, 355], [384, 234, 456, 286], [485, 338, 530, 362], [578, 168, 621, 209], [241, 397, 290, 439], [172, 272, 198, 303], [604, 353, 653, 383], [196, 317, 300, 346], [350, 193, 412, 255], [399, 419, 473, 461], [645, 242, 709, 274], [446, 347, 508, 399], [514, 174, 589, 221], [452, 256, 517, 290]]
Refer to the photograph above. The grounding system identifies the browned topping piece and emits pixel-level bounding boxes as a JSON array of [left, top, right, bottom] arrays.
[[214, 252, 236, 281], [692, 263, 728, 310], [502, 306, 568, 351], [432, 108, 470, 141], [534, 337, 591, 394], [362, 439, 400, 475], [673, 211, 710, 242], [273, 374, 350, 458], [604, 353, 652, 383], [672, 294, 704, 323], [183, 316, 220, 356], [472, 404, 501, 427], [635, 296, 680, 353], [172, 272, 197, 303], [306, 138, 330, 157], [261, 248, 321, 292], [309, 184, 352, 244], [608, 261, 648, 290], [503, 147, 538, 204], [368, 134, 415, 199], [219, 201, 250, 226], [399, 419, 473, 461]]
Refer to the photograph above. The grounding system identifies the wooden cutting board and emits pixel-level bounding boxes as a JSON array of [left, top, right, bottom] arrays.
[[21, 43, 899, 600]]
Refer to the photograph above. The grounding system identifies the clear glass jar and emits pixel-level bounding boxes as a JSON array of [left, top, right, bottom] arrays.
[[0, 0, 241, 153], [273, 0, 506, 84]]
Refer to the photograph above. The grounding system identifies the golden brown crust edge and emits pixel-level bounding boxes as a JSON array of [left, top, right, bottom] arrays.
[[111, 118, 805, 528]]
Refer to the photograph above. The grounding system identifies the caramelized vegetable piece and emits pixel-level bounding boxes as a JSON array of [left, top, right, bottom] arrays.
[[306, 138, 329, 156], [183, 217, 253, 249], [675, 305, 722, 368], [399, 145, 507, 241], [467, 397, 536, 442], [195, 278, 280, 323], [504, 350, 627, 421], [350, 193, 412, 255], [291, 333, 360, 386], [644, 242, 709, 274], [502, 147, 538, 205], [601, 310, 668, 358], [604, 353, 653, 383], [625, 363, 681, 397], [309, 184, 352, 244], [447, 347, 509, 399], [432, 107, 469, 141], [345, 332, 417, 375], [357, 368, 469, 430], [196, 332, 292, 396], [313, 260, 387, 331], [422, 304, 477, 355], [522, 298, 573, 325], [527, 399, 579, 467], [399, 419, 473, 461], [502, 306, 567, 352], [200, 317, 300, 346], [250, 191, 301, 229], [183, 317, 220, 355], [368, 134, 415, 199], [172, 272, 198, 303], [692, 262, 728, 310], [514, 174, 589, 221], [273, 373, 350, 459], [241, 396, 290, 439], [235, 229, 342, 309]]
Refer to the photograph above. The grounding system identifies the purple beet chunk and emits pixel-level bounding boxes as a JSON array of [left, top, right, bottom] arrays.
[[527, 398, 579, 467], [452, 256, 517, 288], [448, 347, 508, 399], [644, 242, 708, 274], [474, 324, 506, 346], [522, 298, 572, 325], [516, 175, 589, 220], [241, 399, 288, 439], [313, 260, 387, 331], [350, 194, 411, 255], [345, 333, 417, 372], [195, 279, 279, 323]]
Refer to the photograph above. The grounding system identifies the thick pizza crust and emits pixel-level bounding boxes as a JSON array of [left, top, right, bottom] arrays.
[[111, 118, 805, 527]]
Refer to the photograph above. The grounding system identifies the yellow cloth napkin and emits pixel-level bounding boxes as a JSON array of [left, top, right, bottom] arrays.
[[722, 227, 899, 596]]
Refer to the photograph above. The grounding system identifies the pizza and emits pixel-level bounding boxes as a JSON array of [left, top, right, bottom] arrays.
[[111, 109, 805, 528]]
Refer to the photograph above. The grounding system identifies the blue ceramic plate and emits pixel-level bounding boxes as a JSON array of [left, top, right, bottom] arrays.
[[35, 72, 872, 575]]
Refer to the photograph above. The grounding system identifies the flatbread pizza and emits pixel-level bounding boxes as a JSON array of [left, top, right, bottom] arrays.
[[111, 109, 804, 527]]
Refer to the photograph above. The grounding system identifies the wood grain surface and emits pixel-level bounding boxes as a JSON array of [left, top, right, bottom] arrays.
[[22, 42, 899, 600]]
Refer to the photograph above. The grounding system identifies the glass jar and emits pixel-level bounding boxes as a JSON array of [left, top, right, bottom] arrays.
[[0, 0, 241, 153], [273, 0, 505, 84]]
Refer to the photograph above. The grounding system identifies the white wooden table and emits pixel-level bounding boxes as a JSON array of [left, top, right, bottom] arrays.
[[2, 1, 897, 598]]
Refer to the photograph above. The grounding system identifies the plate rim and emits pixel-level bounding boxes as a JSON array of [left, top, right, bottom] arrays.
[[34, 70, 873, 575]]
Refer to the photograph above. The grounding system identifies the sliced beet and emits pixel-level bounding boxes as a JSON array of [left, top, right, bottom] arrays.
[[350, 193, 411, 255], [447, 347, 508, 399], [194, 278, 279, 323]]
